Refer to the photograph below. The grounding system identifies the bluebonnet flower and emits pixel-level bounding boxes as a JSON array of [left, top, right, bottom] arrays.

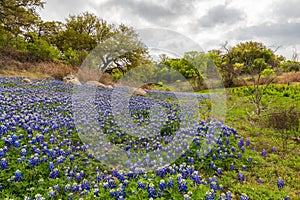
[[217, 168, 222, 175], [257, 177, 263, 183], [248, 156, 252, 162], [94, 188, 100, 196], [191, 171, 201, 185], [148, 183, 156, 199], [108, 178, 116, 188], [2, 146, 8, 154], [75, 173, 82, 181], [0, 148, 5, 158], [95, 173, 101, 182], [65, 184, 71, 191], [219, 184, 224, 191], [246, 139, 250, 147], [238, 138, 244, 149], [226, 138, 230, 145], [178, 179, 188, 194], [205, 190, 215, 200], [262, 149, 267, 158], [272, 147, 276, 153], [184, 194, 191, 200], [210, 181, 218, 191], [14, 170, 22, 181], [68, 193, 74, 200], [226, 191, 233, 200], [241, 146, 245, 153], [0, 158, 8, 170], [219, 193, 226, 200], [168, 177, 174, 188], [159, 179, 166, 191], [230, 163, 235, 171], [48, 188, 56, 198], [231, 146, 236, 152], [48, 162, 55, 171], [81, 179, 90, 190], [53, 184, 60, 191], [28, 155, 40, 167], [212, 154, 217, 160], [71, 183, 79, 192], [69, 154, 75, 163], [117, 196, 124, 200], [240, 193, 249, 200], [49, 168, 59, 179], [137, 180, 146, 190], [80, 189, 89, 196], [277, 178, 284, 189], [284, 196, 290, 200], [238, 153, 242, 159], [34, 194, 45, 200], [238, 172, 245, 182]]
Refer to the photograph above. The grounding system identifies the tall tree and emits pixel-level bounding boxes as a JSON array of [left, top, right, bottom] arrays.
[[83, 24, 148, 75], [36, 20, 64, 44], [55, 12, 113, 52]]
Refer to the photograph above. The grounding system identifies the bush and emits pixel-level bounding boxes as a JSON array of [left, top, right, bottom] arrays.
[[280, 60, 300, 72], [26, 36, 60, 62], [264, 106, 300, 150]]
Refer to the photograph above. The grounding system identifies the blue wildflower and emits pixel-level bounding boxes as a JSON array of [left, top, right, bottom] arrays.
[[238, 172, 245, 182], [1, 158, 8, 170], [159, 179, 166, 191], [277, 178, 284, 189], [14, 170, 22, 181]]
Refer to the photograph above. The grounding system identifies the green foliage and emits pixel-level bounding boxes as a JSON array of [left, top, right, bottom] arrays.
[[0, 0, 44, 36], [261, 68, 275, 77], [26, 33, 60, 61], [280, 60, 300, 72], [160, 56, 204, 89], [60, 48, 80, 66], [229, 41, 281, 76]]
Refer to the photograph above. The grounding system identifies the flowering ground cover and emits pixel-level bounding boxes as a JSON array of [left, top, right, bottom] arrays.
[[0, 77, 296, 199]]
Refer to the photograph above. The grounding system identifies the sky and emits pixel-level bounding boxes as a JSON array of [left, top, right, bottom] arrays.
[[38, 0, 300, 59]]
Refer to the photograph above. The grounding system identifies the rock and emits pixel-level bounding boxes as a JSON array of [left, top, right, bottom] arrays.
[[66, 79, 82, 85], [132, 88, 147, 97], [85, 81, 113, 89], [85, 81, 102, 87], [63, 74, 82, 85], [106, 85, 113, 89], [22, 78, 32, 84], [63, 74, 75, 82]]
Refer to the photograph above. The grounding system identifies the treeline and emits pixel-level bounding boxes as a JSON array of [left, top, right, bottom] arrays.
[[0, 0, 148, 68], [149, 41, 299, 89], [0, 0, 299, 88]]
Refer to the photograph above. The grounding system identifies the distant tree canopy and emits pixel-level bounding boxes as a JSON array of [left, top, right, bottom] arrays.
[[0, 0, 296, 87], [159, 52, 208, 89], [0, 2, 149, 72], [280, 60, 300, 72], [208, 41, 285, 87]]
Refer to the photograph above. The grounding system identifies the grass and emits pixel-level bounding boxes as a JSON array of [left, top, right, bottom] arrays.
[[218, 84, 300, 198]]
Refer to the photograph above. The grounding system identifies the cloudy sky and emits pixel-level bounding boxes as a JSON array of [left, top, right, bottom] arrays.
[[38, 0, 300, 59]]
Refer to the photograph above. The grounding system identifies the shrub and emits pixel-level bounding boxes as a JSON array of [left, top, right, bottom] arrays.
[[26, 37, 60, 62], [264, 106, 300, 150], [280, 60, 300, 72]]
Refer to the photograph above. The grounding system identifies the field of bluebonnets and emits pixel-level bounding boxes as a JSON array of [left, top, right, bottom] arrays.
[[0, 77, 297, 200]]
